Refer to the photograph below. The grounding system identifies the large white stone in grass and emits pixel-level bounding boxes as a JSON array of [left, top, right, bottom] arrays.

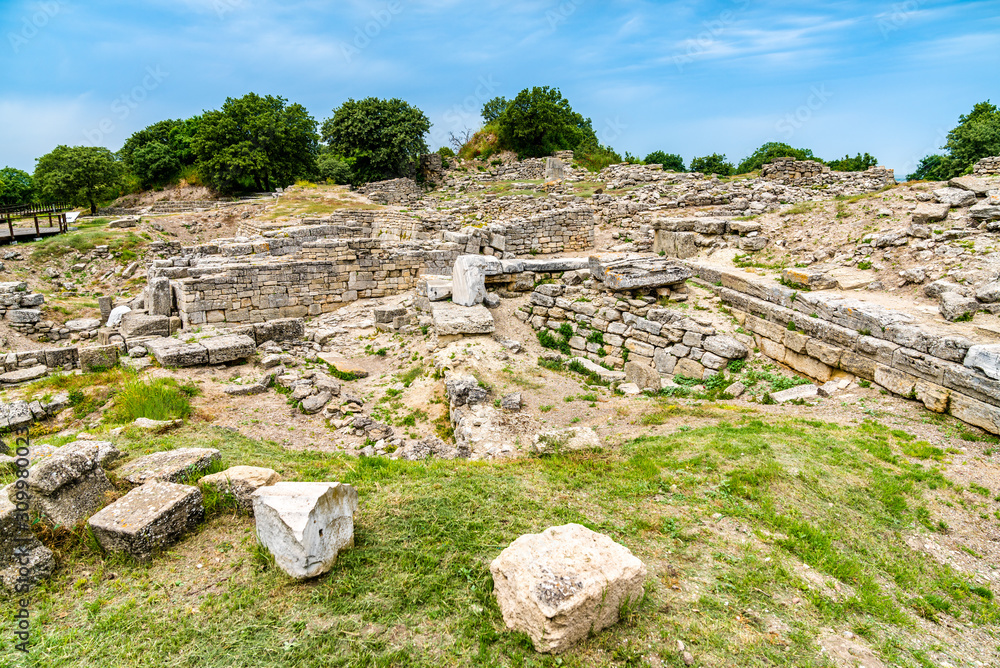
[[251, 482, 358, 579], [490, 523, 647, 654]]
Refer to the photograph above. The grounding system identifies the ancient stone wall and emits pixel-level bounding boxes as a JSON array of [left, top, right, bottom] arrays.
[[687, 263, 1000, 435], [974, 156, 1000, 176], [761, 158, 895, 188], [171, 240, 426, 326], [358, 178, 424, 205]]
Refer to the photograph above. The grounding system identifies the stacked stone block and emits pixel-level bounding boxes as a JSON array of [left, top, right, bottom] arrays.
[[973, 156, 1000, 176]]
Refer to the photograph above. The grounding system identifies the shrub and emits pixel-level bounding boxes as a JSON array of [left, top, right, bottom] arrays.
[[642, 151, 685, 172], [689, 153, 734, 176], [736, 142, 815, 174], [317, 153, 353, 184]]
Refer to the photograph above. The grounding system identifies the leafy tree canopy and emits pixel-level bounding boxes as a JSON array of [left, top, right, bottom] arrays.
[[826, 152, 878, 172], [736, 142, 815, 174], [481, 97, 508, 124], [643, 151, 685, 172], [321, 97, 430, 185], [911, 100, 1000, 180], [194, 93, 318, 193], [316, 153, 353, 185], [487, 86, 598, 159], [0, 167, 35, 206], [690, 153, 734, 176], [33, 146, 121, 213]]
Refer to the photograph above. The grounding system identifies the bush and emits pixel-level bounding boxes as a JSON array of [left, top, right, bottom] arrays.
[[643, 151, 685, 172], [317, 153, 353, 184], [690, 153, 734, 176], [736, 142, 815, 174], [574, 141, 622, 173], [826, 152, 878, 172], [104, 377, 196, 424]]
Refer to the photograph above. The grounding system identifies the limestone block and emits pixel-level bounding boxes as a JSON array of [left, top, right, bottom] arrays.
[[770, 384, 818, 403], [119, 313, 170, 338], [915, 381, 950, 413], [964, 344, 1000, 380], [949, 175, 991, 195], [199, 466, 279, 512], [0, 401, 33, 429], [624, 361, 660, 391], [782, 330, 810, 354], [78, 344, 120, 371], [0, 494, 54, 592], [703, 335, 748, 359], [839, 351, 876, 380], [452, 255, 500, 306], [115, 448, 221, 485], [431, 303, 495, 335], [88, 481, 204, 561], [933, 187, 977, 208], [758, 337, 787, 363], [674, 357, 705, 380], [0, 365, 47, 384], [939, 292, 979, 322], [490, 524, 646, 654], [531, 427, 601, 454], [874, 365, 918, 397], [16, 450, 113, 526], [567, 357, 625, 383], [805, 339, 843, 367], [143, 338, 209, 367], [148, 277, 173, 316], [202, 334, 256, 364], [251, 482, 359, 579], [949, 393, 1000, 435], [784, 349, 832, 383], [44, 347, 79, 369]]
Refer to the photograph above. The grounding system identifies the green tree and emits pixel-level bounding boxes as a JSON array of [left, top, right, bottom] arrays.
[[316, 153, 353, 185], [942, 100, 1000, 175], [908, 154, 952, 181], [119, 118, 202, 187], [321, 97, 430, 185], [491, 86, 598, 158], [690, 153, 734, 176], [194, 93, 319, 193], [736, 142, 815, 174], [0, 167, 35, 206], [826, 152, 878, 172], [33, 146, 121, 214], [643, 151, 685, 172], [481, 97, 508, 124]]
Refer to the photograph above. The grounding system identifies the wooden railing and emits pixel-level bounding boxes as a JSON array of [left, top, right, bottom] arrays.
[[0, 203, 72, 239]]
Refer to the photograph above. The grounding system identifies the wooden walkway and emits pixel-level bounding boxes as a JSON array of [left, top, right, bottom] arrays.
[[0, 203, 72, 246]]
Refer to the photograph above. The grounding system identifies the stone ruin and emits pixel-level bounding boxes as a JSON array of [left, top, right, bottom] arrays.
[[974, 156, 1000, 176], [760, 157, 895, 187]]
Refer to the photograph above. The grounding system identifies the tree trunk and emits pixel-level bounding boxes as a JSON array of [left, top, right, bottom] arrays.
[[89, 199, 97, 215], [253, 175, 263, 191]]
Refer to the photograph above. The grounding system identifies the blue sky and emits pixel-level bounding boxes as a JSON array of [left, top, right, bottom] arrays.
[[2, 0, 998, 177]]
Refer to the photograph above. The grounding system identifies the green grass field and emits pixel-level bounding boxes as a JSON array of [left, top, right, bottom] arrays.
[[2, 415, 996, 667]]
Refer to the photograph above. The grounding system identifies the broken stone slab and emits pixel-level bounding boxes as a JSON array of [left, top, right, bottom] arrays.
[[588, 256, 692, 291], [115, 448, 221, 485], [501, 392, 522, 411], [65, 317, 101, 333], [724, 381, 745, 398], [201, 334, 256, 364], [934, 187, 978, 208], [965, 344, 1000, 380], [445, 375, 490, 407], [15, 449, 114, 527], [199, 466, 279, 512], [431, 302, 495, 335], [624, 361, 660, 391], [130, 417, 183, 434], [373, 305, 407, 324], [781, 267, 838, 290], [0, 493, 55, 592], [567, 357, 625, 383], [531, 427, 602, 455], [950, 175, 991, 196], [317, 353, 369, 378], [940, 291, 979, 322], [119, 313, 170, 338], [769, 384, 818, 403], [977, 281, 1000, 303], [490, 523, 646, 654], [912, 202, 950, 224], [519, 258, 589, 273], [148, 277, 173, 317], [452, 255, 502, 306], [57, 440, 121, 468], [0, 401, 34, 429], [425, 279, 453, 301], [703, 335, 749, 360], [301, 391, 333, 414], [0, 365, 47, 384], [817, 381, 841, 397], [251, 482, 359, 579], [87, 481, 204, 561], [969, 202, 1000, 221], [79, 344, 120, 371], [143, 337, 208, 367]]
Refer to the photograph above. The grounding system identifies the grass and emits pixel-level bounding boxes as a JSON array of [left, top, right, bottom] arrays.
[[103, 377, 199, 424], [5, 415, 996, 667], [27, 224, 146, 262]]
